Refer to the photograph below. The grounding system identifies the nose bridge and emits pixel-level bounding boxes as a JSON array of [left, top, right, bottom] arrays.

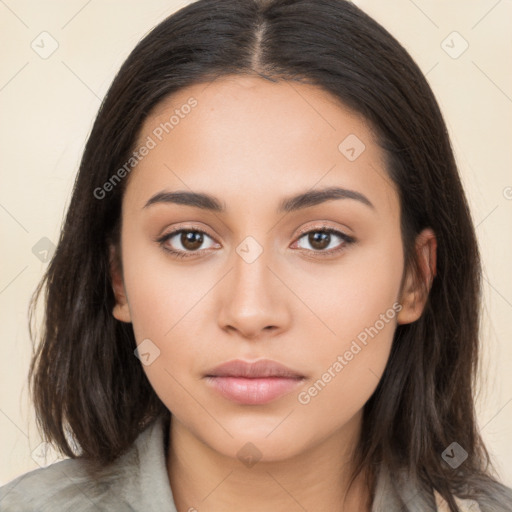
[[231, 233, 275, 305], [218, 232, 288, 337]]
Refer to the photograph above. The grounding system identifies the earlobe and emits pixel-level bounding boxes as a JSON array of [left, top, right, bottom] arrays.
[[397, 228, 437, 325], [109, 244, 132, 323]]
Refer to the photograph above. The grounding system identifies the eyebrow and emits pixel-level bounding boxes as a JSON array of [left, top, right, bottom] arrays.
[[143, 186, 375, 213]]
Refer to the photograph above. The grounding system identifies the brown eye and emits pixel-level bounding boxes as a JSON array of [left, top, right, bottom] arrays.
[[295, 228, 355, 256], [307, 231, 331, 250], [157, 228, 218, 258], [180, 231, 204, 251]]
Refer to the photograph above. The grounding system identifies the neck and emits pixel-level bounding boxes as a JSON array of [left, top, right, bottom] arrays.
[[166, 412, 372, 512]]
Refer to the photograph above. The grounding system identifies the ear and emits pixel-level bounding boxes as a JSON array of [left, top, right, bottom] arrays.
[[109, 244, 132, 323], [396, 227, 437, 325]]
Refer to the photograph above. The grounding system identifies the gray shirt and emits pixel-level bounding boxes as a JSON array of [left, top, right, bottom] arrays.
[[0, 417, 499, 511]]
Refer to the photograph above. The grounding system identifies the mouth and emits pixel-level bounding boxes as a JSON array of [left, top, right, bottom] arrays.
[[204, 359, 306, 405]]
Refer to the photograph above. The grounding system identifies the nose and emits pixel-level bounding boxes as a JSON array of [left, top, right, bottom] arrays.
[[217, 242, 290, 340]]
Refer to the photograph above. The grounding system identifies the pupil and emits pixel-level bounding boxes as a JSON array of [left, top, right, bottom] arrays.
[[310, 231, 329, 250], [182, 231, 203, 250]]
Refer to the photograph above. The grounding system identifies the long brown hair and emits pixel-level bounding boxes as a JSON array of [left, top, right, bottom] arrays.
[[28, 1, 511, 510]]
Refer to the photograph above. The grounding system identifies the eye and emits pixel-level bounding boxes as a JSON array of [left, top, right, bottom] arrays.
[[156, 225, 355, 260], [156, 228, 219, 259], [292, 227, 355, 257]]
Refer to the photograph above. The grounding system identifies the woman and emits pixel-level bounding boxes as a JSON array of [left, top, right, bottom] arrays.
[[1, 0, 511, 510]]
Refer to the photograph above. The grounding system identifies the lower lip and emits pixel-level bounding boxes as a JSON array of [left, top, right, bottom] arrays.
[[204, 376, 305, 405]]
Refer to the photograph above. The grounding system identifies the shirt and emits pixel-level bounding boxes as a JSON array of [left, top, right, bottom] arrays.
[[0, 416, 484, 511]]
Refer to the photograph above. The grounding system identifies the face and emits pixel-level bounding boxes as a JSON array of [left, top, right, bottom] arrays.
[[110, 75, 434, 463]]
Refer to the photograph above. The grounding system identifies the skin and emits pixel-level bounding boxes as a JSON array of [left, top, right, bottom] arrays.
[[110, 75, 436, 512]]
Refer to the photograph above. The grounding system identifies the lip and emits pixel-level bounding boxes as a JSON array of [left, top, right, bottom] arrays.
[[204, 359, 306, 405], [206, 359, 305, 379]]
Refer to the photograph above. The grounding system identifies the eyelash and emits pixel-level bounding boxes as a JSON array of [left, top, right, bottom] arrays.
[[156, 224, 355, 260]]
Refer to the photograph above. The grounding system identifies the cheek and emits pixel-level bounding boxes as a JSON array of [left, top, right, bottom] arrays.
[[120, 228, 209, 341], [290, 238, 403, 411], [291, 234, 404, 344], [119, 232, 219, 408]]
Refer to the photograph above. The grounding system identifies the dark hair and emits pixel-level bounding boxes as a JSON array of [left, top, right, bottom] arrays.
[[28, 0, 511, 510]]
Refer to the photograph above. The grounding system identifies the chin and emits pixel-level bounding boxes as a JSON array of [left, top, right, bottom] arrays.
[[204, 428, 310, 465]]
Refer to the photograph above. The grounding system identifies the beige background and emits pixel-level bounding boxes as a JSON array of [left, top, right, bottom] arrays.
[[1, 0, 511, 488]]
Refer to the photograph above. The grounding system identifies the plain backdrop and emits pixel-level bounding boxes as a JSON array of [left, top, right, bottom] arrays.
[[1, 0, 511, 489]]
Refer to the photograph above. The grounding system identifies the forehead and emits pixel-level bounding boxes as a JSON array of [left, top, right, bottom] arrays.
[[126, 75, 398, 218], [139, 74, 372, 152]]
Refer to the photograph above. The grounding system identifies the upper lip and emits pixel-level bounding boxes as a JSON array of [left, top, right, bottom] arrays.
[[205, 359, 305, 379]]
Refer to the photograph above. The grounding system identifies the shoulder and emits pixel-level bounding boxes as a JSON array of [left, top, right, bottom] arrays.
[[0, 456, 124, 511], [373, 464, 512, 512], [435, 483, 512, 512], [430, 478, 512, 512], [434, 490, 482, 512], [0, 444, 140, 512], [0, 416, 175, 512], [429, 477, 512, 512]]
